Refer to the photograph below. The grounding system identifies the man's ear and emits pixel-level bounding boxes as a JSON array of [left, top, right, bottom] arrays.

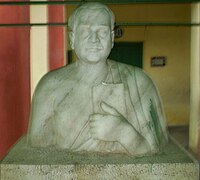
[[111, 30, 115, 48], [69, 31, 75, 50]]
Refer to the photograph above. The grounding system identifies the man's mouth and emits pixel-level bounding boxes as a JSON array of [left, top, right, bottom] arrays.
[[87, 47, 103, 52]]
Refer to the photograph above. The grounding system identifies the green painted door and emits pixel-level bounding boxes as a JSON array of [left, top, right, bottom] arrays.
[[109, 42, 143, 68]]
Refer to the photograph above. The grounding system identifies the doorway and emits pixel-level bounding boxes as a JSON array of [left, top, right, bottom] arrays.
[[109, 42, 143, 68]]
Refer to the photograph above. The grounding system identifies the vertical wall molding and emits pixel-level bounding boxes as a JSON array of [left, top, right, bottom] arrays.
[[30, 0, 48, 96], [189, 2, 200, 156], [30, 0, 66, 96]]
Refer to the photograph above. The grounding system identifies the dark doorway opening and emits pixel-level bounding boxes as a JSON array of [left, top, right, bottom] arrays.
[[109, 42, 143, 68]]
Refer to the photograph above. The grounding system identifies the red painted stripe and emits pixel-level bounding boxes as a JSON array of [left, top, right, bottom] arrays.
[[0, 3, 30, 160], [48, 2, 66, 71]]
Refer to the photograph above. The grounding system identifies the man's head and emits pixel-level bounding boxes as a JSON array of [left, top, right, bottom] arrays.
[[68, 3, 115, 64]]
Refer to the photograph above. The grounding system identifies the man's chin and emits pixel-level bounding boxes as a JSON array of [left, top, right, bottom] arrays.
[[83, 58, 104, 64], [82, 55, 108, 64]]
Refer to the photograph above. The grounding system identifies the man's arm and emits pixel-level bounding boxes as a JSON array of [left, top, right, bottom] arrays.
[[133, 67, 168, 151], [27, 75, 55, 147]]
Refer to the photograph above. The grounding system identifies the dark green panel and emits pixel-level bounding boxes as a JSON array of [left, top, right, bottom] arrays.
[[109, 42, 143, 68], [0, 0, 198, 6], [87, 0, 198, 3]]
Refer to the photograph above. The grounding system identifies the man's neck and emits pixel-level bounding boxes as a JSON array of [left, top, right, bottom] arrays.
[[76, 59, 108, 84], [77, 59, 107, 73]]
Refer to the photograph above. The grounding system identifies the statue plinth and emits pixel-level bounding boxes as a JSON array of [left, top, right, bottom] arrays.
[[1, 136, 198, 180]]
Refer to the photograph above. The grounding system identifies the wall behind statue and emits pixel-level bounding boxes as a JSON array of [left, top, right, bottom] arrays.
[[0, 5, 30, 159], [0, 3, 66, 160], [66, 3, 191, 126]]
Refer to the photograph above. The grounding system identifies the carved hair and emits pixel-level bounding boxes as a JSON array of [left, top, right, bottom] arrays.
[[68, 2, 115, 31]]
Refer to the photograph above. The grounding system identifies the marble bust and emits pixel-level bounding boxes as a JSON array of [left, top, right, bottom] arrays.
[[27, 2, 168, 156]]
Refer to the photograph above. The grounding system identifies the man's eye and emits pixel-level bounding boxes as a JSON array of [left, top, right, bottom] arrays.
[[82, 30, 90, 37], [79, 26, 90, 37], [98, 28, 109, 38]]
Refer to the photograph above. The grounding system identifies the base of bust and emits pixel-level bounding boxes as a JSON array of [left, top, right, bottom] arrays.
[[1, 136, 199, 180]]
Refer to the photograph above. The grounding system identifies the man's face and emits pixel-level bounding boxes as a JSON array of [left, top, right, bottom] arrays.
[[71, 9, 114, 64]]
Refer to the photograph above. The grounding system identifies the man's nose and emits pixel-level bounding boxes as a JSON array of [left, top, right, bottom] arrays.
[[89, 32, 100, 43]]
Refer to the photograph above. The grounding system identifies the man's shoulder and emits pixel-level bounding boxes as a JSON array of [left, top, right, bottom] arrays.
[[34, 63, 76, 94], [108, 59, 153, 84]]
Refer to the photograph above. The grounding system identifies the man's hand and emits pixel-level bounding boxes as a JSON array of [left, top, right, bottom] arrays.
[[89, 102, 133, 142], [89, 102, 150, 155]]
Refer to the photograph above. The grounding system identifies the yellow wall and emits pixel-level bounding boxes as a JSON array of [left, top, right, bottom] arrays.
[[66, 4, 191, 126], [144, 26, 190, 126]]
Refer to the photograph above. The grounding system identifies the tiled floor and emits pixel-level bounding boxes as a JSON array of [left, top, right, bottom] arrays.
[[168, 126, 200, 179], [168, 126, 189, 149], [168, 126, 200, 162]]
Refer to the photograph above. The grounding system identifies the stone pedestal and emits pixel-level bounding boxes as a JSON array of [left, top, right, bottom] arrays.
[[0, 136, 199, 180]]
